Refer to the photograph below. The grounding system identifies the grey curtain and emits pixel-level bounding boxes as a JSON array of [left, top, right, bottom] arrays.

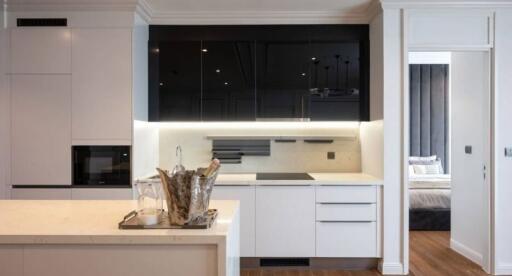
[[409, 64, 449, 173]]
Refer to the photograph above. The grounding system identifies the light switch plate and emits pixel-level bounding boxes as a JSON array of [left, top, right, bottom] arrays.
[[465, 146, 472, 154], [505, 147, 512, 157]]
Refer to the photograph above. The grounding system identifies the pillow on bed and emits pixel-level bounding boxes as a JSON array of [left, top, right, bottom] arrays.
[[413, 160, 443, 175], [409, 155, 437, 165]]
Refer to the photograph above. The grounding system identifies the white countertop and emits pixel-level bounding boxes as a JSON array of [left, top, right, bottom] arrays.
[[215, 173, 383, 186], [0, 200, 239, 245]]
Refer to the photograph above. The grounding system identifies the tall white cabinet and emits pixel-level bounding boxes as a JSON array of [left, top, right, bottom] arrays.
[[10, 27, 72, 186], [8, 23, 136, 199], [10, 28, 71, 74], [71, 29, 132, 142], [11, 75, 71, 185]]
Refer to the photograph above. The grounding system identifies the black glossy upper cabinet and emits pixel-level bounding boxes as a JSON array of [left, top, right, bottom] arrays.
[[148, 25, 369, 122], [256, 40, 310, 119], [308, 41, 362, 121], [202, 41, 256, 121], [152, 40, 201, 121]]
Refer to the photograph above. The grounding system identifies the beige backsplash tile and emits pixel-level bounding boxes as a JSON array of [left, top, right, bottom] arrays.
[[159, 126, 361, 173]]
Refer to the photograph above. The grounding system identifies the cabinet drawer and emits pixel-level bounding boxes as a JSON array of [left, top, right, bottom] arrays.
[[316, 203, 376, 222], [316, 222, 377, 257], [316, 186, 376, 203]]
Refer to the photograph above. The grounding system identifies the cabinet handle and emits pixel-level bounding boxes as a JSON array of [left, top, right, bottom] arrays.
[[317, 202, 374, 205], [257, 184, 313, 187], [318, 220, 374, 223]]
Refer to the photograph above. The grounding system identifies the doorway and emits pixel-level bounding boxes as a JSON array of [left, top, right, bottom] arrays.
[[406, 51, 492, 274]]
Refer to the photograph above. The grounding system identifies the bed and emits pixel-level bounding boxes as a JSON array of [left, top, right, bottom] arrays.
[[409, 173, 451, 231]]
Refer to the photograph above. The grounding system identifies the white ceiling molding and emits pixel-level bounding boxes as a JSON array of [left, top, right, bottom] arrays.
[[381, 0, 512, 9], [149, 10, 372, 25], [6, 2, 139, 12]]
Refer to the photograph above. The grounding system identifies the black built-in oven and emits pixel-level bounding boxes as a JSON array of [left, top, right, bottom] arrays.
[[72, 146, 131, 186]]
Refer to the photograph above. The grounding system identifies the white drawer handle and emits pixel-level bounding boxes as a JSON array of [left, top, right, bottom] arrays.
[[318, 220, 374, 223]]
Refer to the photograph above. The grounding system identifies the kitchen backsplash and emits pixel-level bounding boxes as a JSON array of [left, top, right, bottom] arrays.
[[158, 123, 361, 173]]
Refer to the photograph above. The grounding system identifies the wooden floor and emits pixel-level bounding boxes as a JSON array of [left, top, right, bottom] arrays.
[[241, 231, 487, 276]]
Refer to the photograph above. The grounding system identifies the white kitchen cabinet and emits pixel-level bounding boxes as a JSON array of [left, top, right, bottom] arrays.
[[11, 75, 71, 185], [255, 185, 315, 257], [316, 185, 377, 203], [316, 222, 377, 257], [10, 28, 71, 74], [71, 188, 133, 200], [11, 188, 72, 200], [316, 203, 376, 222], [71, 28, 132, 142], [211, 185, 256, 257]]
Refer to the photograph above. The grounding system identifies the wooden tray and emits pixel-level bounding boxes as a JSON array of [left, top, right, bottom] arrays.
[[118, 209, 218, 229]]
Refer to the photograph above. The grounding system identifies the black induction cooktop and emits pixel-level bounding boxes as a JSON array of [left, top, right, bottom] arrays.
[[256, 173, 314, 180]]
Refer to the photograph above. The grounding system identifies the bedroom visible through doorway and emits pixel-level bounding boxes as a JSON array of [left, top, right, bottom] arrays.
[[407, 51, 491, 274]]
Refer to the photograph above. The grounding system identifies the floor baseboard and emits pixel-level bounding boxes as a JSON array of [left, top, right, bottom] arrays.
[[241, 257, 378, 270], [450, 238, 483, 266], [378, 261, 405, 275], [495, 264, 512, 275]]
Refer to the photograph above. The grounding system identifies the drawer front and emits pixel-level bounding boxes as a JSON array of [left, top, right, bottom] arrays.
[[316, 186, 377, 203], [316, 222, 377, 257], [316, 203, 376, 222]]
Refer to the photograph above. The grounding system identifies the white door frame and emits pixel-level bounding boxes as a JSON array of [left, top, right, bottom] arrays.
[[400, 13, 496, 276]]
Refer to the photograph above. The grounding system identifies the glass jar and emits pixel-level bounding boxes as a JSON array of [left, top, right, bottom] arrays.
[[135, 180, 163, 225]]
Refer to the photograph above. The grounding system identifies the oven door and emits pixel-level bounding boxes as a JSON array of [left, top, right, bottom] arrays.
[[73, 146, 131, 186]]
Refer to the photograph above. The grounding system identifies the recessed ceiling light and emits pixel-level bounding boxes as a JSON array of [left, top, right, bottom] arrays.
[[311, 57, 316, 60], [224, 82, 229, 85], [216, 69, 221, 73], [301, 72, 306, 76], [202, 49, 208, 52], [159, 82, 163, 86]]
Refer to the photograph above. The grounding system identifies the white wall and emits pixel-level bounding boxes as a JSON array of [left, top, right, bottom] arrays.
[[380, 7, 405, 275], [494, 9, 512, 275], [360, 120, 384, 178], [450, 51, 489, 266], [0, 6, 9, 199], [408, 52, 451, 64], [158, 123, 361, 173], [131, 14, 159, 180]]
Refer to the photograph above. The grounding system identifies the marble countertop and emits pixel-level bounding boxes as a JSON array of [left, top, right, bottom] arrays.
[[0, 200, 239, 245], [215, 172, 383, 186]]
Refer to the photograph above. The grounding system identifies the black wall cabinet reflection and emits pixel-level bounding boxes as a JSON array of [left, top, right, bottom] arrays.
[[148, 25, 369, 121]]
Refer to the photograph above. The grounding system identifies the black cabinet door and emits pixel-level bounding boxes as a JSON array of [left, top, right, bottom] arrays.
[[202, 41, 256, 121], [256, 41, 310, 119], [307, 41, 361, 121], [158, 41, 201, 121]]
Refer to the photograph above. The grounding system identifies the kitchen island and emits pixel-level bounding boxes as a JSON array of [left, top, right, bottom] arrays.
[[0, 200, 240, 276]]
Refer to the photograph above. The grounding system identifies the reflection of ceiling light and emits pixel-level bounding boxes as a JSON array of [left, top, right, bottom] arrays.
[[216, 69, 221, 73], [224, 82, 229, 85], [202, 49, 208, 52], [154, 48, 160, 53]]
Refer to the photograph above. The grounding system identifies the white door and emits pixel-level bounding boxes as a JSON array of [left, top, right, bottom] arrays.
[[210, 185, 256, 257], [255, 185, 315, 257], [450, 51, 490, 270]]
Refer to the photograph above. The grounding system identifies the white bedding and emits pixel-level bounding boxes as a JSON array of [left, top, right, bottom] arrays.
[[409, 174, 451, 189], [409, 189, 451, 209]]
